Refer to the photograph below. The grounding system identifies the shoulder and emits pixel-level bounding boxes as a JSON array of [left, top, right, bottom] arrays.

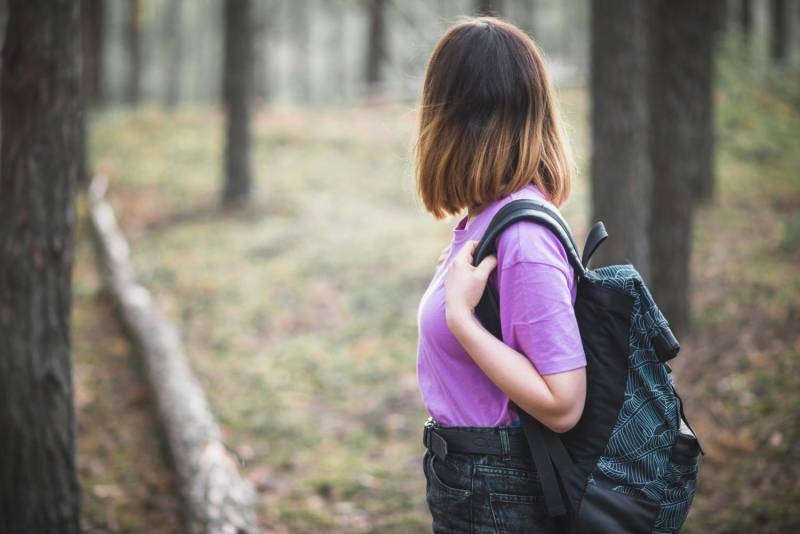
[[491, 187, 572, 274], [496, 220, 571, 273]]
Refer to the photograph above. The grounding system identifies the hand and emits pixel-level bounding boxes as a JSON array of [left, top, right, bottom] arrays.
[[445, 241, 497, 329]]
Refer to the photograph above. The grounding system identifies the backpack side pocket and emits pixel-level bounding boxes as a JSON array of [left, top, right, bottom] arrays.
[[655, 430, 701, 532], [573, 482, 660, 534]]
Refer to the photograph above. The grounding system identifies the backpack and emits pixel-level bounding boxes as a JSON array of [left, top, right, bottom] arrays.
[[473, 199, 703, 534]]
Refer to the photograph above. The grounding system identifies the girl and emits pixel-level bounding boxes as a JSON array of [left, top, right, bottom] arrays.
[[415, 17, 586, 533]]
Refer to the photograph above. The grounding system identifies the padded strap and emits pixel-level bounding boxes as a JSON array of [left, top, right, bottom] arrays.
[[582, 221, 608, 268], [475, 285, 502, 340], [473, 199, 586, 277], [473, 199, 584, 341]]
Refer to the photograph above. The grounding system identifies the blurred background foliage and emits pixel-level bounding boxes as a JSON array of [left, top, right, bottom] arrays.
[[1, 0, 797, 532]]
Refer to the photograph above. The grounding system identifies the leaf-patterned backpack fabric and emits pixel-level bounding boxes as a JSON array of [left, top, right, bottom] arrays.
[[474, 199, 703, 534]]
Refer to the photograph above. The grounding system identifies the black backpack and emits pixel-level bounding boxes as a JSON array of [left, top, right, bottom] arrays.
[[474, 199, 703, 534]]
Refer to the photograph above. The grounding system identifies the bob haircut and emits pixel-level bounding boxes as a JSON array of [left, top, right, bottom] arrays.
[[415, 17, 574, 218]]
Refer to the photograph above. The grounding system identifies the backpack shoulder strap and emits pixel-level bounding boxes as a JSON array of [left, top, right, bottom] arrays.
[[473, 199, 586, 340], [472, 198, 586, 519], [473, 199, 586, 277]]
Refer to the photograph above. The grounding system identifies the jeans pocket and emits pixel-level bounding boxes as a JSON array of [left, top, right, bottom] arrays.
[[489, 492, 555, 534], [425, 452, 472, 533]]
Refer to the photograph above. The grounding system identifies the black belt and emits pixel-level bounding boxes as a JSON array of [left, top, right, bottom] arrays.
[[423, 423, 531, 461]]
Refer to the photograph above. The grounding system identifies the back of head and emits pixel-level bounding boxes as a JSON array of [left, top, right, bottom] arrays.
[[415, 17, 574, 218]]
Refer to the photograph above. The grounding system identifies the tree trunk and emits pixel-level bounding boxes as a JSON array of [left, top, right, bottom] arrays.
[[163, 0, 183, 109], [222, 0, 254, 207], [87, 179, 260, 533], [124, 0, 142, 105], [252, 0, 272, 106], [590, 0, 652, 278], [691, 1, 720, 202], [475, 0, 502, 16], [740, 0, 753, 39], [0, 1, 82, 532], [514, 0, 536, 37], [79, 0, 104, 188], [365, 0, 387, 96], [81, 0, 104, 106], [717, 0, 728, 34], [289, 0, 310, 103], [648, 0, 717, 337], [770, 0, 788, 63], [324, 0, 346, 102]]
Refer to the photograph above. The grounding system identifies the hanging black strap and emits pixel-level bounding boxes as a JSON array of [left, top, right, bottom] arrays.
[[518, 409, 567, 517]]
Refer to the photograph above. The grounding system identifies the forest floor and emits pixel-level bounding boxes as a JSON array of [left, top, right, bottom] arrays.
[[73, 57, 798, 532]]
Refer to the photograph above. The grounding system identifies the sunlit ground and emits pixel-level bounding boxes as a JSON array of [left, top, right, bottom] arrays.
[[72, 51, 799, 532]]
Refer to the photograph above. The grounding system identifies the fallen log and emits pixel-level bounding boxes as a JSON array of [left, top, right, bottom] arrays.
[[87, 177, 259, 534]]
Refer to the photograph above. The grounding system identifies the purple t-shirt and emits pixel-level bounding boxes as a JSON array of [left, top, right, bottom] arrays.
[[416, 184, 587, 427]]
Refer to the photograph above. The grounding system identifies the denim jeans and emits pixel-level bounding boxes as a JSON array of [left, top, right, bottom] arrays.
[[423, 445, 560, 533]]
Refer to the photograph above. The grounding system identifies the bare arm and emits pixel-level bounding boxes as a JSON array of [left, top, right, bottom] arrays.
[[445, 241, 586, 433]]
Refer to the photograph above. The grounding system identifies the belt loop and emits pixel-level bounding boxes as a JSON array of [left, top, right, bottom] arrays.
[[424, 421, 449, 462], [499, 428, 511, 461], [429, 429, 449, 461]]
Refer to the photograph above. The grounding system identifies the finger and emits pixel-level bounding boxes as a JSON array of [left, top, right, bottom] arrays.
[[474, 254, 497, 279], [454, 241, 477, 264]]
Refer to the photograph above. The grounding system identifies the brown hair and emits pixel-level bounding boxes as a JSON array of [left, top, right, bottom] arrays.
[[415, 17, 574, 218]]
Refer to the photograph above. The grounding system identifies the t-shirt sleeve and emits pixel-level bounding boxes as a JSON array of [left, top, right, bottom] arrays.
[[495, 221, 586, 376]]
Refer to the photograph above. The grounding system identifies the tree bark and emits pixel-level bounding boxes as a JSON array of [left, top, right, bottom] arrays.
[[0, 1, 82, 532], [79, 0, 104, 188], [691, 2, 720, 202], [590, 0, 652, 278], [365, 0, 387, 96], [648, 0, 717, 337], [770, 0, 788, 63], [87, 179, 260, 533], [81, 0, 104, 106], [124, 0, 142, 105], [163, 0, 183, 109], [222, 0, 254, 207]]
